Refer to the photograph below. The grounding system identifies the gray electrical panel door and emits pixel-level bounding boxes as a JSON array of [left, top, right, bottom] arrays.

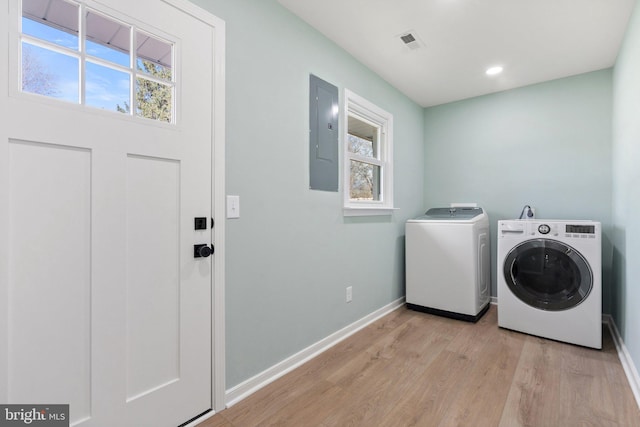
[[309, 74, 339, 191]]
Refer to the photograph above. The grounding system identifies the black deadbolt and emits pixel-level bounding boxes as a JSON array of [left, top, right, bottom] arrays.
[[194, 217, 207, 230]]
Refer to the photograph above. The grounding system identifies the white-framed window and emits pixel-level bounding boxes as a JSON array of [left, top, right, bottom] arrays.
[[18, 0, 176, 123], [343, 89, 394, 216]]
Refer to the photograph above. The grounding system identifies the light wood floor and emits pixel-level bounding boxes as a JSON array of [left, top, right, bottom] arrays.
[[200, 305, 640, 427]]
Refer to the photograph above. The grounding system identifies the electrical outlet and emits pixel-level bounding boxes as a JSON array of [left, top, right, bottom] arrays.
[[346, 286, 352, 303]]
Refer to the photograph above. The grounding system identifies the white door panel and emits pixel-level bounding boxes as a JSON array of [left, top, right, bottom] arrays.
[[125, 155, 181, 402], [8, 140, 93, 424], [1, 1, 218, 425]]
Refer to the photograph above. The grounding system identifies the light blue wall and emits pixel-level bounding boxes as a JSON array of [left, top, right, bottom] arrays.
[[189, 0, 425, 388], [187, 0, 637, 393], [613, 0, 640, 373], [423, 70, 614, 308]]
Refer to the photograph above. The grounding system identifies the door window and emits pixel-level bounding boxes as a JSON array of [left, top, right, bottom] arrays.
[[20, 0, 175, 123], [503, 239, 593, 311]]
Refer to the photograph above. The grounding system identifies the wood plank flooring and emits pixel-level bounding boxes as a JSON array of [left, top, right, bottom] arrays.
[[200, 305, 640, 427]]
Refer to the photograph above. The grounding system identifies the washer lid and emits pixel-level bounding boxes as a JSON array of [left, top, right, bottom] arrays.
[[421, 207, 484, 220]]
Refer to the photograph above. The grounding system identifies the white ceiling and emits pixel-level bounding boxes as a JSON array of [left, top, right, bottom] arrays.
[[278, 0, 636, 107]]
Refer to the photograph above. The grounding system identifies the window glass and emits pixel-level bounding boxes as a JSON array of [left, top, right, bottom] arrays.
[[86, 62, 130, 112], [136, 78, 172, 123], [86, 11, 130, 67], [22, 0, 79, 50], [350, 160, 380, 201], [22, 42, 79, 103], [348, 134, 374, 158], [137, 60, 172, 81], [136, 31, 172, 82], [348, 115, 378, 158]]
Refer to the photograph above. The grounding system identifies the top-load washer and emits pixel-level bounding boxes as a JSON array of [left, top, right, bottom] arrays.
[[405, 206, 491, 322], [497, 219, 602, 349]]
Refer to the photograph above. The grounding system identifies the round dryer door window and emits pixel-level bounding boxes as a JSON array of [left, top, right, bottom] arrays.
[[503, 239, 593, 311]]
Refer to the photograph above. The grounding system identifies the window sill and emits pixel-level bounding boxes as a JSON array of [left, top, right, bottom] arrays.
[[343, 207, 398, 217]]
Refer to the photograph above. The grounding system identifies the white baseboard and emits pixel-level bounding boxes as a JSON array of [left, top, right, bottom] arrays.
[[225, 297, 406, 407], [603, 314, 640, 410]]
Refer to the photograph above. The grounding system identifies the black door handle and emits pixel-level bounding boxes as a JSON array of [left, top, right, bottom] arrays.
[[194, 244, 214, 258]]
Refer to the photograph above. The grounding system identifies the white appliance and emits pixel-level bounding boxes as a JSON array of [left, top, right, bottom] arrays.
[[497, 219, 602, 349], [406, 206, 491, 322]]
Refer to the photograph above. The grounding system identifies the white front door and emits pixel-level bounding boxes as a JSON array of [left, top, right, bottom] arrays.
[[0, 1, 220, 425]]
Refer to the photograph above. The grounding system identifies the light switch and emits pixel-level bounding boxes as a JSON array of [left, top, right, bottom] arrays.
[[227, 195, 240, 219]]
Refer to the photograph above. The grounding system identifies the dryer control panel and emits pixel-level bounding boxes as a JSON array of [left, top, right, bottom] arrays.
[[498, 220, 599, 241], [564, 223, 598, 240], [527, 222, 561, 237]]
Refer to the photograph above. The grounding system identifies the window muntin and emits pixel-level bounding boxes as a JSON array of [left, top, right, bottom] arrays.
[[343, 90, 394, 215], [20, 0, 176, 123]]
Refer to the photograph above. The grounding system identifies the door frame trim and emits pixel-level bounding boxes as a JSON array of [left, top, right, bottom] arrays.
[[162, 0, 226, 413]]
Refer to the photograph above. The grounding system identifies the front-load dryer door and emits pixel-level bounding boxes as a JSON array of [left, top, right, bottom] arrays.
[[503, 239, 592, 311]]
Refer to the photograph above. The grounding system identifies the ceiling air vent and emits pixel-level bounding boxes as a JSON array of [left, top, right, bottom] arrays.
[[400, 33, 416, 44], [398, 30, 423, 50]]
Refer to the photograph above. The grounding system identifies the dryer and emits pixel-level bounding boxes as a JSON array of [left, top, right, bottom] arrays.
[[406, 206, 491, 322], [497, 219, 601, 349]]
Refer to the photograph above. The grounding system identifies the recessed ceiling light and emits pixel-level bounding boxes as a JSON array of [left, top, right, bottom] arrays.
[[486, 66, 503, 76]]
